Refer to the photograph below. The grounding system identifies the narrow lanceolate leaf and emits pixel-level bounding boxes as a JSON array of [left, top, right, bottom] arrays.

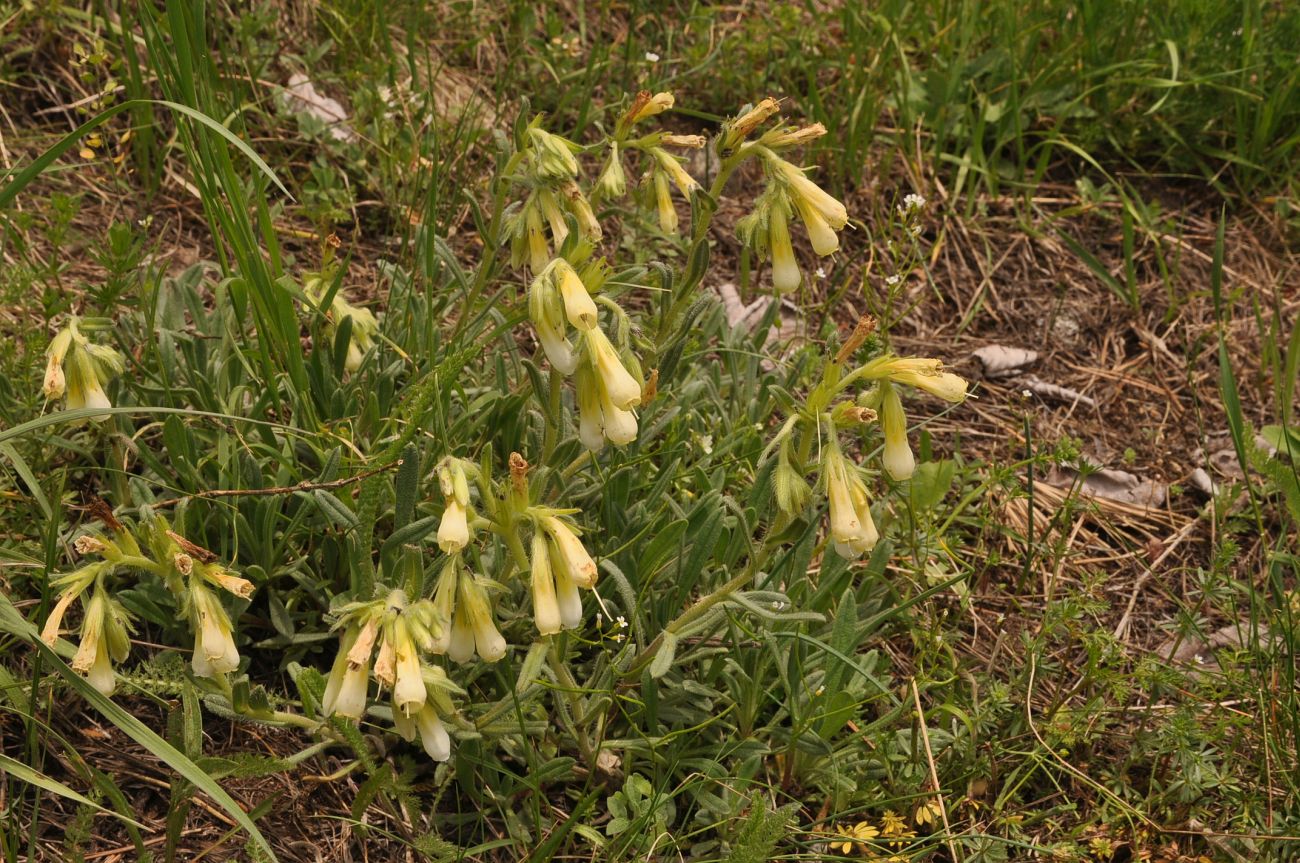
[[29, 638, 279, 862], [0, 753, 147, 829]]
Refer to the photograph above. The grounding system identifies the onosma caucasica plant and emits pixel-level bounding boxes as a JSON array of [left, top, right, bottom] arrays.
[[31, 92, 967, 774]]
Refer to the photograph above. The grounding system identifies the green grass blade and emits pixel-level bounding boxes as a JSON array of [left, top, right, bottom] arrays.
[[0, 753, 147, 830], [28, 638, 279, 861]]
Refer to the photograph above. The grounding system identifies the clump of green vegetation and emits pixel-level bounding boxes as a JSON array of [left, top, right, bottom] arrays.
[[1, 2, 1296, 862]]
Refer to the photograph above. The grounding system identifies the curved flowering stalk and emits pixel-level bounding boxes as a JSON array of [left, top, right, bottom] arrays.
[[43, 318, 123, 421], [765, 317, 969, 559]]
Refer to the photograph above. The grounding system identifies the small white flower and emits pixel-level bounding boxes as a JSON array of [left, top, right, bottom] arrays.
[[616, 615, 628, 629], [645, 51, 660, 62], [1022, 388, 1033, 398], [902, 193, 926, 212], [815, 685, 825, 696], [815, 267, 827, 279], [885, 274, 901, 286]]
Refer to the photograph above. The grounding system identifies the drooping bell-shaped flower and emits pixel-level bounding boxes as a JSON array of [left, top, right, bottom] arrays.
[[585, 327, 642, 411], [768, 201, 801, 293], [530, 531, 562, 637], [879, 381, 916, 481], [190, 583, 240, 677], [540, 515, 599, 589], [823, 446, 879, 559]]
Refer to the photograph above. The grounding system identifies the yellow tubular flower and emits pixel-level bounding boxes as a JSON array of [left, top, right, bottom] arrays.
[[530, 532, 562, 636], [585, 327, 642, 410], [541, 516, 598, 588], [538, 189, 570, 247], [825, 449, 879, 559], [561, 180, 602, 241], [653, 170, 678, 233], [438, 498, 470, 553], [191, 584, 240, 676], [391, 618, 427, 717], [556, 262, 599, 331], [321, 626, 357, 716], [41, 583, 87, 646], [553, 549, 583, 629], [43, 327, 73, 399], [632, 91, 675, 123], [879, 382, 916, 481], [333, 659, 370, 718], [373, 628, 396, 687], [429, 562, 458, 655], [763, 122, 828, 149], [72, 592, 112, 695], [878, 358, 968, 403], [575, 363, 606, 452], [529, 271, 579, 375], [775, 160, 848, 230], [447, 603, 476, 664], [793, 195, 840, 256], [416, 704, 452, 761], [768, 203, 801, 293], [457, 574, 507, 662], [660, 134, 707, 149], [526, 203, 550, 273], [64, 346, 112, 420], [727, 97, 781, 143], [652, 148, 699, 196], [598, 385, 638, 446]]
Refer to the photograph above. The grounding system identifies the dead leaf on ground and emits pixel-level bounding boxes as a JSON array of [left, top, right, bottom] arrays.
[[283, 73, 357, 142], [1045, 465, 1167, 508], [972, 344, 1039, 378]]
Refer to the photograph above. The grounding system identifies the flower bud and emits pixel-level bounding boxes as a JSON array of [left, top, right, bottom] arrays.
[[322, 625, 370, 719], [43, 327, 74, 399], [530, 532, 562, 636], [527, 127, 579, 180], [429, 561, 458, 655], [561, 180, 602, 241], [538, 188, 570, 247], [526, 203, 550, 273], [595, 143, 627, 200], [879, 382, 915, 481], [585, 327, 642, 410]]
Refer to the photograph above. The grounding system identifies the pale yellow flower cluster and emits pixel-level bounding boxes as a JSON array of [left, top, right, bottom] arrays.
[[43, 319, 124, 420]]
